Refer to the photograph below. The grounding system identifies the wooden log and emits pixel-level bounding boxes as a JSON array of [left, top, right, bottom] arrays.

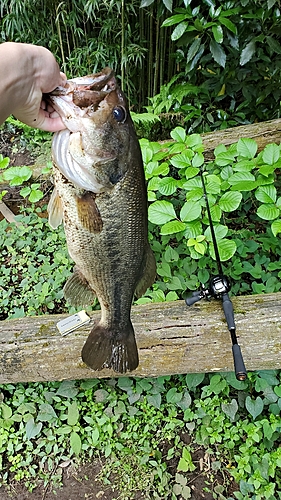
[[160, 118, 281, 159], [201, 118, 281, 159], [0, 292, 280, 383]]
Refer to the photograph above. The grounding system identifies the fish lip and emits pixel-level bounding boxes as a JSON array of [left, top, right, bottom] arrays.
[[46, 68, 117, 121], [49, 67, 116, 98]]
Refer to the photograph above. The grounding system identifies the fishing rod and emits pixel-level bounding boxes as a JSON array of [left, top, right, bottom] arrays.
[[185, 168, 247, 381]]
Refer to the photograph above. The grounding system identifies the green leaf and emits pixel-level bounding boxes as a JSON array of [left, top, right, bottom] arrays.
[[148, 200, 177, 224], [205, 224, 228, 241], [237, 138, 257, 159], [262, 143, 280, 165], [29, 189, 44, 203], [185, 134, 202, 148], [210, 39, 226, 67], [221, 399, 238, 421], [215, 151, 237, 167], [162, 0, 172, 11], [234, 160, 255, 172], [257, 204, 280, 220], [3, 166, 32, 185], [25, 418, 42, 440], [170, 151, 192, 169], [141, 145, 153, 164], [194, 242, 206, 254], [19, 186, 31, 198], [57, 380, 78, 399], [185, 373, 205, 390], [240, 39, 256, 66], [259, 164, 276, 177], [145, 161, 169, 178], [266, 35, 281, 55], [158, 177, 178, 195], [37, 403, 57, 422], [161, 14, 188, 27], [245, 396, 264, 419], [228, 171, 256, 191], [212, 25, 223, 43], [180, 201, 202, 222], [219, 191, 242, 212], [67, 401, 79, 426], [177, 390, 192, 410], [186, 38, 201, 63], [0, 156, 10, 169], [209, 239, 237, 261], [209, 204, 222, 221], [178, 448, 195, 472], [70, 431, 82, 455], [1, 403, 12, 420], [218, 16, 237, 34], [184, 220, 203, 238], [185, 167, 199, 179], [171, 21, 188, 41], [271, 219, 281, 236], [171, 127, 186, 142], [165, 245, 179, 262], [147, 393, 161, 409], [255, 185, 277, 204], [167, 388, 182, 404], [192, 153, 204, 168], [140, 0, 154, 7], [160, 220, 186, 235]]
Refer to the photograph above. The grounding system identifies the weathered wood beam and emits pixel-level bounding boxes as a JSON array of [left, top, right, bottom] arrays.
[[0, 293, 280, 383], [159, 118, 281, 159], [201, 118, 281, 159]]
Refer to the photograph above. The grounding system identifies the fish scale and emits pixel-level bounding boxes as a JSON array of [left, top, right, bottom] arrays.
[[48, 68, 156, 373]]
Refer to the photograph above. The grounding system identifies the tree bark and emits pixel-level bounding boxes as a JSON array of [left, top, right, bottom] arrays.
[[159, 118, 281, 158], [0, 293, 280, 383], [201, 118, 281, 159]]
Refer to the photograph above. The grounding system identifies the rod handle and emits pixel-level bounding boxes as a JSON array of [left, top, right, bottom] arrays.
[[232, 344, 247, 381]]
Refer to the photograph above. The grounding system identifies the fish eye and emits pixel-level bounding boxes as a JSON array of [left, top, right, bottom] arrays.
[[113, 106, 127, 123]]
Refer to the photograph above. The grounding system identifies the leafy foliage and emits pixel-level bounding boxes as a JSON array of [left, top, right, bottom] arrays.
[[0, 209, 73, 319], [1, 0, 281, 132], [0, 371, 281, 498], [136, 129, 281, 304]]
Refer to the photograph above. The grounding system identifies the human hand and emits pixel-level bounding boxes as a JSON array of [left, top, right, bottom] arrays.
[[8, 44, 67, 132]]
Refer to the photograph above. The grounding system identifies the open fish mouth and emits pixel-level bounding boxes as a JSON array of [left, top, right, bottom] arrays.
[[47, 67, 126, 193], [48, 67, 117, 121]]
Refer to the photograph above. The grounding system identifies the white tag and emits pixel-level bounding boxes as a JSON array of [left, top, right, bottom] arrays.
[[56, 310, 91, 336]]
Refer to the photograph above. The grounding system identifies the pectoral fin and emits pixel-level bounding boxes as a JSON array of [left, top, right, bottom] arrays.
[[135, 245, 156, 298], [64, 267, 96, 307], [76, 193, 103, 233], [47, 188, 63, 229]]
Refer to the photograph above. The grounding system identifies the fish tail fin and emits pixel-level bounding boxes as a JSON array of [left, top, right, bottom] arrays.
[[81, 321, 139, 373]]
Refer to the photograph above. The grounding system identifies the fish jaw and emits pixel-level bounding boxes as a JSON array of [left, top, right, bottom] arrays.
[[48, 68, 133, 193]]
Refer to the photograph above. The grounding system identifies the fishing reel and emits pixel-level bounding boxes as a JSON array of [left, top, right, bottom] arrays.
[[185, 275, 231, 306], [184, 168, 247, 382]]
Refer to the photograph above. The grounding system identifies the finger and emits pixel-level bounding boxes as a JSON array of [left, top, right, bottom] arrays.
[[59, 72, 67, 87], [37, 115, 66, 132], [31, 109, 66, 132]]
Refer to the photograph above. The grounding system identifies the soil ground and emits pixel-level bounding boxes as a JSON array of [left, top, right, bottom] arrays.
[[0, 127, 238, 500]]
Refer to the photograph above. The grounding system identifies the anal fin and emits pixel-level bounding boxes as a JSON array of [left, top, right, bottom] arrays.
[[64, 267, 96, 307]]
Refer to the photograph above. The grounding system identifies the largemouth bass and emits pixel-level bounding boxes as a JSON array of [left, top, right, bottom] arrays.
[[47, 68, 156, 373]]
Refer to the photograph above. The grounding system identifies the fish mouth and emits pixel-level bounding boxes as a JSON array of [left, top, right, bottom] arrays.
[[47, 67, 117, 121], [47, 67, 126, 193]]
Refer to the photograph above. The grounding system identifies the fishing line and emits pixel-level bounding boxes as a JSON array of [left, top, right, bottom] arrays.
[[185, 167, 247, 381]]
